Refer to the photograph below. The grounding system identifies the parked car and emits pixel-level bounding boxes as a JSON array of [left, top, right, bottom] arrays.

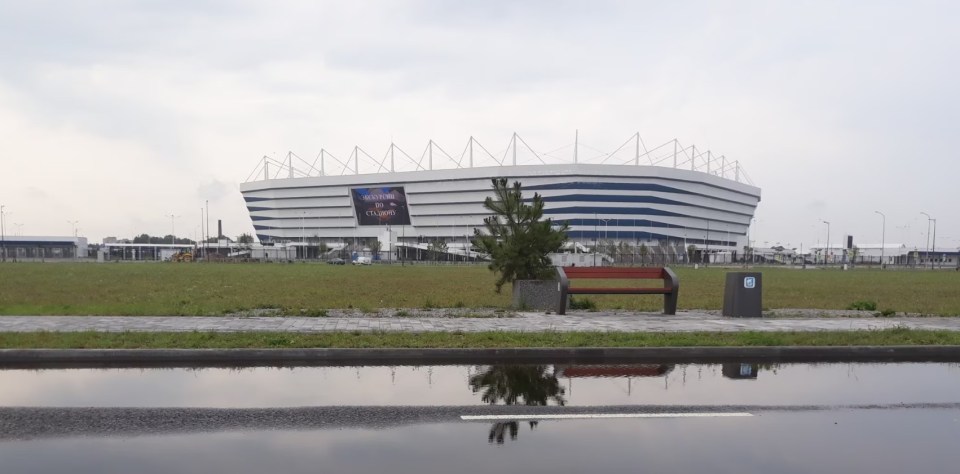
[[328, 258, 346, 265]]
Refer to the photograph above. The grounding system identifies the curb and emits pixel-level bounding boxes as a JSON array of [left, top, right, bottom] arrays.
[[2, 346, 960, 368]]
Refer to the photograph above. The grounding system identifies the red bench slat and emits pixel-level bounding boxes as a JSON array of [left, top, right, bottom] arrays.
[[567, 287, 670, 294], [562, 268, 665, 279]]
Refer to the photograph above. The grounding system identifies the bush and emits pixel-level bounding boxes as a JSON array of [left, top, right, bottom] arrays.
[[847, 300, 878, 311], [569, 297, 597, 311]]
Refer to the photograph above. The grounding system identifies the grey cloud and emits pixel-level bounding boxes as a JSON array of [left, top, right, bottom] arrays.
[[197, 179, 236, 202]]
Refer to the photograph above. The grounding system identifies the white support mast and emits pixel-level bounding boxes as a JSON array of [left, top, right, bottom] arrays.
[[634, 132, 640, 166], [574, 129, 578, 164], [673, 139, 678, 168]]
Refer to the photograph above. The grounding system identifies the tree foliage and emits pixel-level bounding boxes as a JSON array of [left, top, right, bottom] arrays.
[[472, 178, 568, 292], [236, 233, 254, 245], [132, 233, 195, 245]]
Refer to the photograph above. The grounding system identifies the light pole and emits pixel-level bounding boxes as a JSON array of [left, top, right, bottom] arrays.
[[301, 211, 306, 259], [820, 220, 830, 265], [199, 208, 205, 259], [166, 214, 180, 245], [920, 212, 933, 268], [874, 211, 885, 268], [600, 218, 611, 265], [931, 218, 937, 268], [0, 204, 6, 262], [593, 213, 598, 266], [14, 223, 23, 236], [705, 219, 710, 266], [205, 200, 210, 257], [67, 220, 79, 238]]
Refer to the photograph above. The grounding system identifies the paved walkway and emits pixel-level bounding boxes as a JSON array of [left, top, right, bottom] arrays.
[[2, 312, 960, 333]]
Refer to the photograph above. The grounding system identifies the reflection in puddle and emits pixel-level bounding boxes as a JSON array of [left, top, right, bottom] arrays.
[[2, 363, 960, 473], [471, 364, 675, 443], [469, 365, 565, 444]]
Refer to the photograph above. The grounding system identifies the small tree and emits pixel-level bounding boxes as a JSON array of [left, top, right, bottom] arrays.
[[237, 233, 254, 246], [617, 241, 631, 265], [639, 243, 649, 266], [848, 245, 860, 264], [428, 239, 447, 261], [687, 244, 698, 263], [370, 239, 382, 259], [473, 178, 569, 292]]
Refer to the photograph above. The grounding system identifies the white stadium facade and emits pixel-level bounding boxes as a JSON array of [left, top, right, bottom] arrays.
[[239, 134, 761, 262]]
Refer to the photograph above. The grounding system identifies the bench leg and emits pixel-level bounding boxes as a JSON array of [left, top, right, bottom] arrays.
[[663, 291, 677, 315]]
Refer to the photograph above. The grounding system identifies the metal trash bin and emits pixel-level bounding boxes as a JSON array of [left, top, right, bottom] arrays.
[[722, 272, 762, 318]]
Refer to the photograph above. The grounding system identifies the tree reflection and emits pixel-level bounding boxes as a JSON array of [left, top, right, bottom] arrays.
[[469, 365, 564, 444], [469, 365, 566, 406], [488, 420, 538, 444]]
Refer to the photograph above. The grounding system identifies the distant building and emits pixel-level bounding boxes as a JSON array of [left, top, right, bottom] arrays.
[[0, 236, 88, 260]]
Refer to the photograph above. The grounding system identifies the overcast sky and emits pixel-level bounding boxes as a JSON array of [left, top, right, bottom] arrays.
[[1, 1, 957, 251]]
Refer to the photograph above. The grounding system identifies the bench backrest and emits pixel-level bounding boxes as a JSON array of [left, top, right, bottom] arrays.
[[561, 266, 668, 280]]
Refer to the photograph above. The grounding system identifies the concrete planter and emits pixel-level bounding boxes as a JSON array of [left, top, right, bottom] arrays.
[[512, 279, 561, 311]]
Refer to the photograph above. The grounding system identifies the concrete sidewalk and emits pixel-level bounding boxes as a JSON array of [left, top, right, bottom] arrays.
[[2, 312, 959, 333]]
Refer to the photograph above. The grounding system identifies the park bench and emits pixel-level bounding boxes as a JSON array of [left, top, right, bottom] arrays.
[[556, 266, 679, 315]]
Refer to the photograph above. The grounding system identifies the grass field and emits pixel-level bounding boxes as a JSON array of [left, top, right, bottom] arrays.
[[1, 263, 959, 316], [1, 328, 959, 348]]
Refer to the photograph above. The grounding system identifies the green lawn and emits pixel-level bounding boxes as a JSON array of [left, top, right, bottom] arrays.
[[1, 328, 959, 349], [1, 263, 959, 315]]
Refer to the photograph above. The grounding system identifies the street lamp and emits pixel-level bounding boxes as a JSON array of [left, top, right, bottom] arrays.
[[874, 211, 885, 269], [820, 220, 830, 265], [300, 211, 307, 259], [67, 220, 79, 238], [599, 218, 611, 265], [931, 218, 938, 268], [166, 214, 180, 245], [0, 204, 6, 262], [920, 212, 934, 269]]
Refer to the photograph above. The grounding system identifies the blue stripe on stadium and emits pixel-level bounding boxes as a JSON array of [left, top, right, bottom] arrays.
[[543, 206, 684, 217], [538, 194, 685, 205], [525, 182, 695, 195]]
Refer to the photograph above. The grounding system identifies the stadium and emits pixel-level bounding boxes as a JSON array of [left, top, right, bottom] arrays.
[[239, 134, 761, 263]]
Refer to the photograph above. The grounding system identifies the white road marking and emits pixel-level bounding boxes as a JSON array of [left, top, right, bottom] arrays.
[[460, 412, 753, 421]]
